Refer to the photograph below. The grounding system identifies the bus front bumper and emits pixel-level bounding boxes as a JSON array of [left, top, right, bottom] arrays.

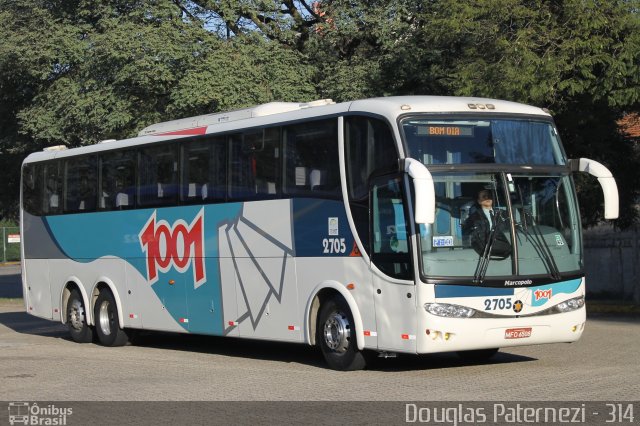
[[416, 307, 586, 354]]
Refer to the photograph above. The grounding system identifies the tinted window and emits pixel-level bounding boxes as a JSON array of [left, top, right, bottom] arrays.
[[345, 116, 398, 253], [371, 175, 412, 280], [229, 128, 281, 200], [346, 117, 398, 201], [283, 119, 340, 198], [22, 163, 43, 216], [100, 150, 136, 210], [138, 144, 179, 207], [64, 156, 97, 213], [43, 161, 62, 215], [181, 136, 227, 203]]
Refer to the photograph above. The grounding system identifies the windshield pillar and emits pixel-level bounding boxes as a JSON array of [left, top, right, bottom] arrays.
[[501, 172, 519, 276]]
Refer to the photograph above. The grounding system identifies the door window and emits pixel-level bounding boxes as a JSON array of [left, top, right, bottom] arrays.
[[370, 175, 412, 280]]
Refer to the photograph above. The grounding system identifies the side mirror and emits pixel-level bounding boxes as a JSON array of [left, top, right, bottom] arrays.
[[569, 158, 619, 219], [403, 158, 436, 224]]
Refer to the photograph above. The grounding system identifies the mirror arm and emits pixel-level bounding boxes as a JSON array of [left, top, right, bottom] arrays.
[[569, 158, 619, 220]]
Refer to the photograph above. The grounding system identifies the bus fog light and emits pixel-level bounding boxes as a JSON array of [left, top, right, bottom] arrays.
[[555, 296, 585, 313], [424, 303, 475, 318], [572, 322, 585, 332]]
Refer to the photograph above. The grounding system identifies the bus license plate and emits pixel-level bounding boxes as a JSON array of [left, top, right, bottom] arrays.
[[504, 327, 532, 339]]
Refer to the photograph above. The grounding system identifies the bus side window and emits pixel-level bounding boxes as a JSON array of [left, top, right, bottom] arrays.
[[22, 163, 43, 216], [138, 144, 179, 207], [43, 161, 62, 215], [100, 150, 136, 210], [254, 128, 280, 197], [229, 133, 254, 199], [230, 127, 281, 200], [283, 119, 340, 199], [182, 139, 210, 203], [181, 136, 227, 203], [64, 156, 97, 213]]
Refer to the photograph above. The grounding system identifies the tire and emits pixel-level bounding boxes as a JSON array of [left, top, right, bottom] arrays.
[[94, 289, 129, 347], [456, 348, 499, 362], [66, 288, 94, 343], [317, 296, 366, 371]]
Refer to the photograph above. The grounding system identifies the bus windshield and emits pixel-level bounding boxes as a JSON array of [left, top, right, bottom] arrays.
[[417, 172, 582, 282], [401, 118, 566, 165]]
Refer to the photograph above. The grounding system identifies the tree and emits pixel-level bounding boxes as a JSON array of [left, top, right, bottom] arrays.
[[1, 0, 317, 148], [0, 0, 317, 219], [1, 0, 639, 226], [304, 0, 640, 226]]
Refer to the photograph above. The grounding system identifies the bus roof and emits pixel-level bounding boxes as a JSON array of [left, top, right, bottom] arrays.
[[23, 96, 550, 164]]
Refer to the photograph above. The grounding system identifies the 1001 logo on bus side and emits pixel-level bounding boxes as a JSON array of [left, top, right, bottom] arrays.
[[139, 209, 206, 288]]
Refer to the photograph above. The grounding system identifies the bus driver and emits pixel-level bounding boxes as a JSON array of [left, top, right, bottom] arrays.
[[462, 189, 511, 259]]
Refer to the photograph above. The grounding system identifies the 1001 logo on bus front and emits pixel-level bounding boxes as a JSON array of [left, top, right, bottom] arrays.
[[139, 208, 206, 288]]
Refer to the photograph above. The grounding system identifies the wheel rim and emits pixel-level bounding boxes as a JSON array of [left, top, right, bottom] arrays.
[[98, 300, 113, 336], [69, 299, 85, 331], [323, 311, 351, 353]]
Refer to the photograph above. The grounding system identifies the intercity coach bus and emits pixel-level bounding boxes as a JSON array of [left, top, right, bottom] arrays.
[[20, 96, 618, 370]]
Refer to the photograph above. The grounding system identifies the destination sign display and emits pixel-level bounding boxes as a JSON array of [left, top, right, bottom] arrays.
[[418, 125, 474, 137]]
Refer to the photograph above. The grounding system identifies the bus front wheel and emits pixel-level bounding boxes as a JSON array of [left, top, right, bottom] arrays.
[[94, 289, 129, 347], [317, 296, 366, 371], [66, 289, 94, 343]]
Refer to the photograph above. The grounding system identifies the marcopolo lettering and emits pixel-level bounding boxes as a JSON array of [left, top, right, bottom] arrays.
[[139, 208, 206, 288], [504, 279, 533, 286]]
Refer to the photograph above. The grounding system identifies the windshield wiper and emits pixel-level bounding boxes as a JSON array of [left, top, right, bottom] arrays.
[[515, 185, 561, 281], [473, 210, 506, 284], [521, 212, 561, 280]]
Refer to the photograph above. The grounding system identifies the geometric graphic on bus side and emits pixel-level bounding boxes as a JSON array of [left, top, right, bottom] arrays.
[[218, 201, 295, 334]]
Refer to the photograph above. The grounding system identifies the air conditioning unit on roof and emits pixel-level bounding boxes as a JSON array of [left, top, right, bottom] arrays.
[[137, 99, 335, 137]]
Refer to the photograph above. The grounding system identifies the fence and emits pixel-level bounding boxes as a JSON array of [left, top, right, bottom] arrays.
[[583, 224, 640, 304], [1, 227, 20, 263]]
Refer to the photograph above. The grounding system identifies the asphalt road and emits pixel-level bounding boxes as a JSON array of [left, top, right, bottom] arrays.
[[1, 265, 639, 403]]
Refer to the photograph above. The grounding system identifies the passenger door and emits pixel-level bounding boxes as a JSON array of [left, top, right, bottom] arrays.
[[369, 175, 417, 352]]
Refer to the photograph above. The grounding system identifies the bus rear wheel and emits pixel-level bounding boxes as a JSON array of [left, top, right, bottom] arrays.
[[317, 296, 366, 371], [66, 289, 94, 343], [94, 289, 129, 347]]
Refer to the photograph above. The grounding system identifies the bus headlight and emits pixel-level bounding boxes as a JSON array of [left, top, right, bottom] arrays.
[[424, 303, 475, 318], [554, 296, 585, 313]]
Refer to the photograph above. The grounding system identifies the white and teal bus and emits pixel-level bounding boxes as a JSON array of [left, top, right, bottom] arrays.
[[20, 96, 618, 370]]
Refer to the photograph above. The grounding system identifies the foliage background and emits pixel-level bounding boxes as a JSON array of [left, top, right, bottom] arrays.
[[1, 0, 638, 227]]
